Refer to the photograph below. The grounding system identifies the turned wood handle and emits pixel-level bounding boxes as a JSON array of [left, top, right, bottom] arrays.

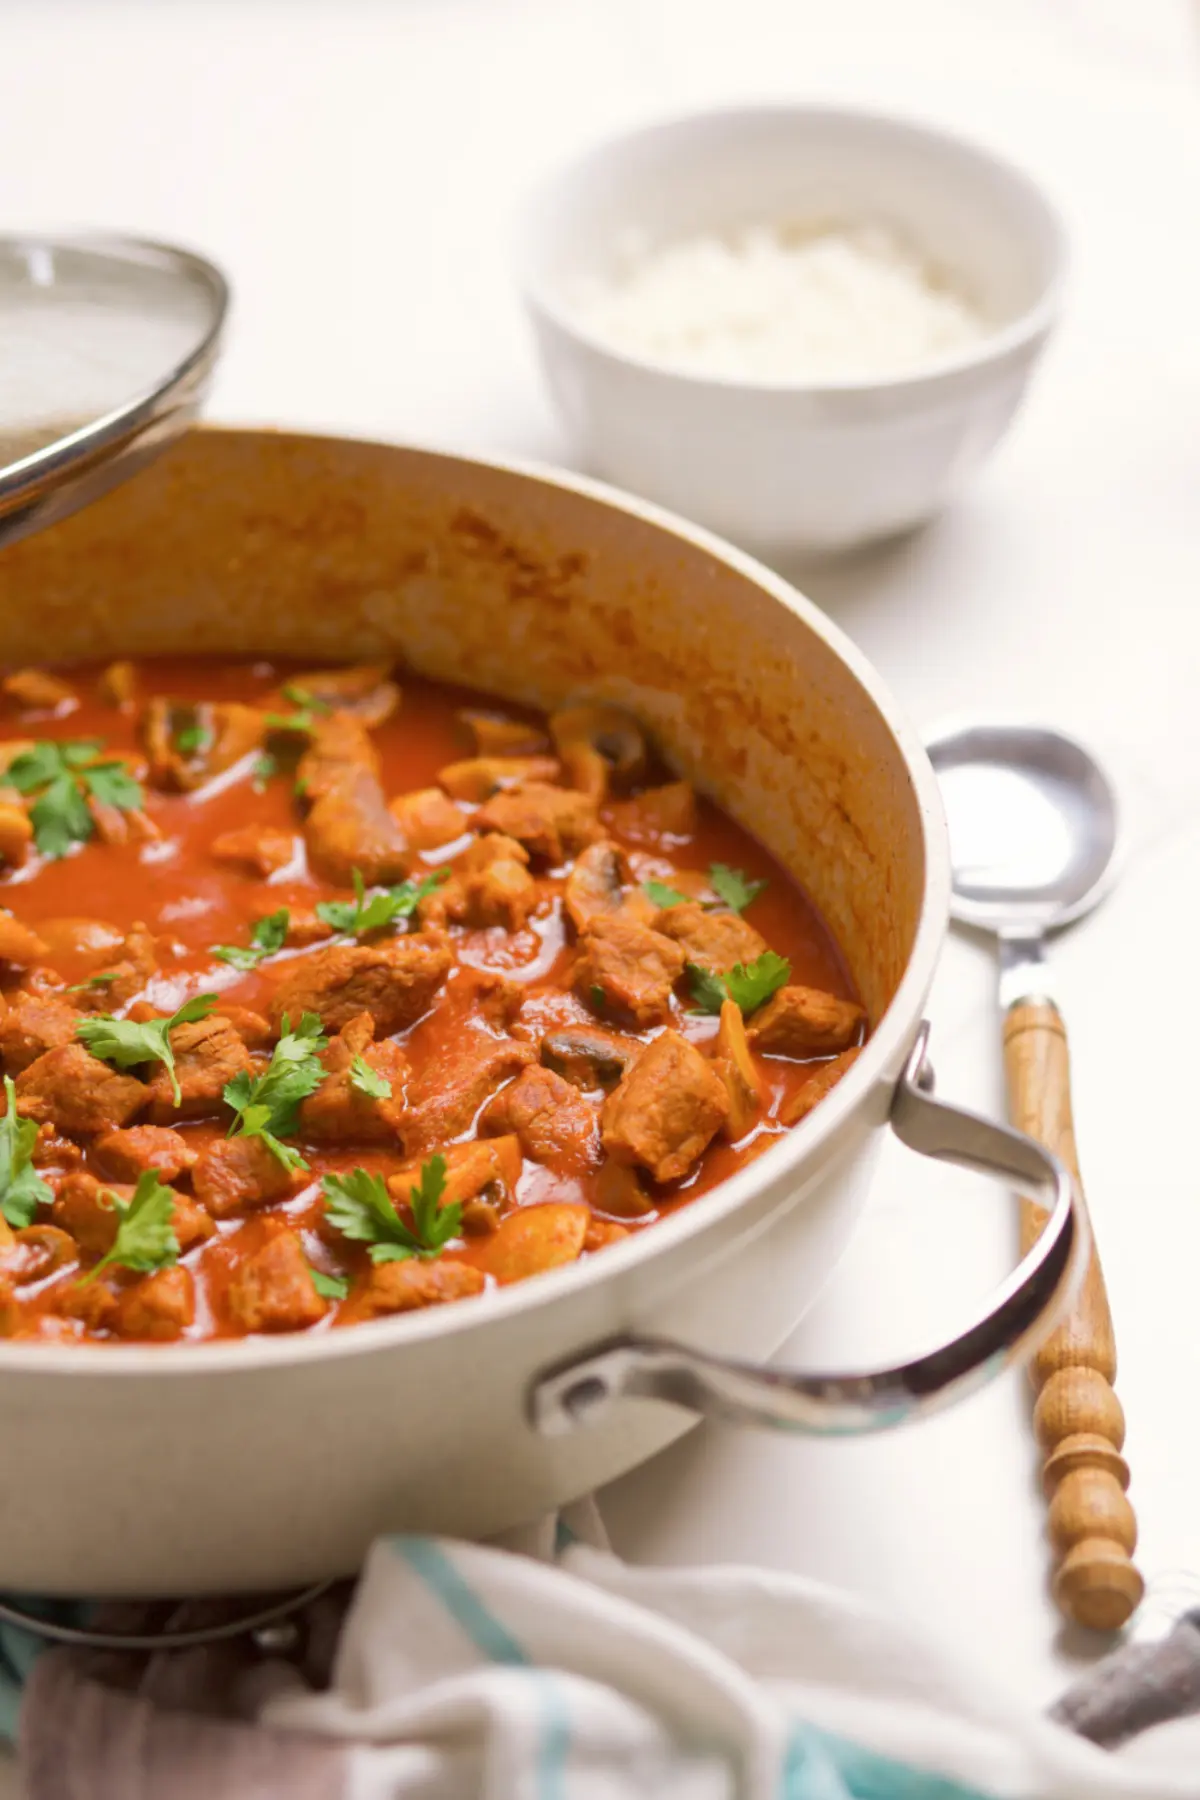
[[1003, 999, 1142, 1631]]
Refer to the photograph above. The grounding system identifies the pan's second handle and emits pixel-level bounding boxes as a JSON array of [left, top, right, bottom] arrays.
[[1003, 999, 1142, 1632]]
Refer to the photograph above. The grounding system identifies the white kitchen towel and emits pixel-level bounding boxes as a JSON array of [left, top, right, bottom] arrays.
[[244, 1527, 1200, 1799]]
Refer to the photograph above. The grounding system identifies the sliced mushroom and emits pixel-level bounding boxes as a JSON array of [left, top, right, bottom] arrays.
[[99, 661, 138, 709], [458, 710, 549, 757], [0, 912, 47, 968], [144, 699, 265, 792], [594, 1160, 654, 1219], [9, 1225, 78, 1286], [477, 1202, 589, 1284], [549, 705, 648, 800], [713, 998, 762, 1140], [0, 803, 32, 868], [563, 841, 624, 933], [2, 670, 77, 714], [540, 1024, 642, 1092], [284, 663, 400, 728]]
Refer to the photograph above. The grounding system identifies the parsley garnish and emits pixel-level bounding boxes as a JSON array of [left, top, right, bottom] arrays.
[[223, 1011, 327, 1171], [589, 984, 606, 1012], [65, 971, 119, 994], [76, 994, 218, 1106], [708, 864, 767, 914], [349, 1055, 391, 1100], [8, 739, 145, 859], [686, 951, 791, 1017], [82, 1171, 179, 1284], [281, 683, 332, 714], [0, 1075, 51, 1229], [251, 752, 278, 792], [315, 867, 448, 937], [309, 1267, 349, 1301], [175, 723, 212, 756], [265, 708, 318, 734], [212, 908, 290, 971], [322, 1155, 459, 1263], [643, 878, 689, 909]]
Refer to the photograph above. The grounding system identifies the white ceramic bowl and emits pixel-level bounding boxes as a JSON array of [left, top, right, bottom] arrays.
[[518, 105, 1067, 559]]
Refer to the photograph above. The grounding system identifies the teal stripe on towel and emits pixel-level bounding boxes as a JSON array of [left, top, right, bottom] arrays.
[[391, 1538, 530, 1667], [784, 1723, 999, 1800], [535, 1671, 570, 1800]]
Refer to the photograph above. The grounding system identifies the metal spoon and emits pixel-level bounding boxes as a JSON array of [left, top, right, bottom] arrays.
[[926, 719, 1141, 1633]]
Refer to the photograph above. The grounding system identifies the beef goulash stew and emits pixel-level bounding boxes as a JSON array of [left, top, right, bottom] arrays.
[[0, 658, 866, 1344]]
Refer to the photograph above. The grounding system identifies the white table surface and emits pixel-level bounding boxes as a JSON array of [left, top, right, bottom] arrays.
[[3, 0, 1200, 1782]]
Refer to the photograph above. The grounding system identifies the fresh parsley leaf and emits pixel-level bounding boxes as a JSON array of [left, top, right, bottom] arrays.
[[686, 952, 791, 1017], [644, 878, 689, 909], [0, 1075, 52, 1229], [81, 760, 144, 812], [76, 993, 218, 1107], [309, 1267, 349, 1301], [708, 863, 767, 914], [349, 1055, 391, 1100], [251, 752, 278, 791], [65, 972, 119, 994], [8, 739, 143, 858], [281, 682, 332, 714], [82, 1171, 179, 1283], [212, 908, 290, 971], [322, 1154, 459, 1263], [223, 1011, 327, 1170], [29, 771, 94, 858], [685, 962, 729, 1016], [265, 708, 317, 734], [7, 742, 66, 793], [315, 867, 448, 938], [174, 723, 211, 756], [727, 952, 791, 1014], [589, 984, 606, 1013]]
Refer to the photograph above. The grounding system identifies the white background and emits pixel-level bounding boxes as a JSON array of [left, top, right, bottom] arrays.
[[2, 0, 1200, 1782]]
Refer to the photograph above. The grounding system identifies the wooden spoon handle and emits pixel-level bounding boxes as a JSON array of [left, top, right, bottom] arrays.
[[1003, 999, 1143, 1631]]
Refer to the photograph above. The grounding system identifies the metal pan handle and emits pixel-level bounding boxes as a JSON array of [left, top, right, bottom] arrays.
[[529, 1022, 1087, 1438]]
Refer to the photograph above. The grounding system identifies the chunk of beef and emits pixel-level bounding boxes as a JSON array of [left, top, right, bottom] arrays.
[[268, 934, 452, 1037], [601, 1030, 729, 1183], [297, 1012, 407, 1144], [113, 1267, 195, 1341], [479, 1203, 589, 1285], [52, 1170, 212, 1257], [144, 698, 265, 791], [357, 1258, 485, 1318], [438, 755, 561, 803], [747, 986, 865, 1058], [780, 1048, 862, 1126], [0, 912, 47, 969], [0, 991, 79, 1075], [480, 1065, 600, 1175], [607, 780, 697, 847], [30, 1124, 84, 1171], [387, 1135, 523, 1216], [0, 803, 32, 868], [400, 971, 533, 1154], [655, 903, 768, 975], [389, 786, 468, 851], [277, 908, 335, 949], [33, 916, 122, 965], [573, 915, 684, 1029], [224, 1227, 326, 1333], [458, 711, 549, 758], [55, 1279, 118, 1333], [78, 924, 158, 1011], [285, 662, 400, 727], [712, 999, 761, 1140], [220, 1005, 274, 1050], [473, 783, 600, 865], [539, 1023, 642, 1091], [549, 704, 648, 800], [211, 826, 298, 876], [2, 669, 77, 713], [192, 1135, 299, 1219], [145, 1014, 251, 1123], [298, 714, 409, 886], [451, 833, 538, 931], [94, 1125, 197, 1183], [15, 1044, 148, 1135]]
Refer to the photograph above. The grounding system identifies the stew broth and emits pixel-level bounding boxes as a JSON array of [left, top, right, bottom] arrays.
[[0, 657, 864, 1343]]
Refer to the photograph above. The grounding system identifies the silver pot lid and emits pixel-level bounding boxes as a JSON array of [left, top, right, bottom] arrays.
[[0, 234, 228, 550]]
